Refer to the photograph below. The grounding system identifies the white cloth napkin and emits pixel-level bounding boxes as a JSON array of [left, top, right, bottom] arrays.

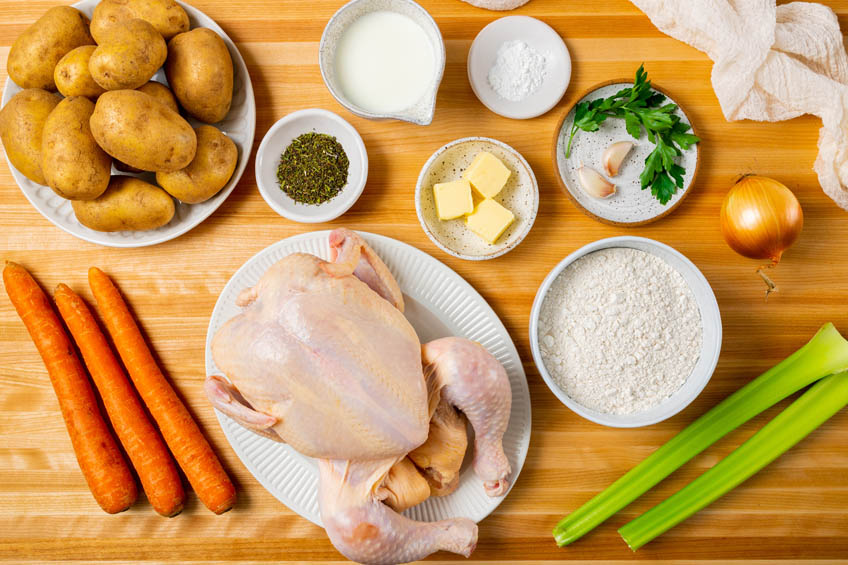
[[630, 0, 848, 209]]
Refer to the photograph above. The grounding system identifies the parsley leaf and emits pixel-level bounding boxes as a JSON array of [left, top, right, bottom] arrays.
[[670, 120, 700, 151], [669, 163, 686, 188], [655, 134, 677, 170], [624, 111, 641, 139], [651, 172, 678, 205], [640, 145, 663, 190], [639, 104, 677, 132], [563, 64, 700, 205]]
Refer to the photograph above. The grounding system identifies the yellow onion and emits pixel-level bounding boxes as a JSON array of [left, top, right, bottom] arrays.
[[720, 175, 803, 265]]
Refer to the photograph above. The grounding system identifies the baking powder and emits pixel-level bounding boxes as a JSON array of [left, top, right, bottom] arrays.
[[487, 40, 548, 102], [538, 248, 702, 415]]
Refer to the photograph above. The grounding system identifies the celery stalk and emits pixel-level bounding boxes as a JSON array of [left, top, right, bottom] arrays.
[[553, 323, 848, 547], [619, 371, 848, 549]]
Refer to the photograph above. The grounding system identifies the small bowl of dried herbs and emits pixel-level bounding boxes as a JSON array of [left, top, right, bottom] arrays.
[[255, 108, 368, 223]]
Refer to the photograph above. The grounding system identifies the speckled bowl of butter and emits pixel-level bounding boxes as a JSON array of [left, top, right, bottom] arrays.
[[415, 137, 539, 260]]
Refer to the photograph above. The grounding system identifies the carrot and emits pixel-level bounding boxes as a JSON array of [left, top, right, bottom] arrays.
[[88, 267, 236, 514], [54, 284, 185, 517], [2, 262, 137, 513]]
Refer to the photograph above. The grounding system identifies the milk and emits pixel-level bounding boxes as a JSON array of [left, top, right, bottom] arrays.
[[334, 10, 436, 114]]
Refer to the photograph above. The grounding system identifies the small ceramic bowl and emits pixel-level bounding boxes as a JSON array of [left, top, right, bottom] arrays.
[[255, 109, 368, 223], [529, 236, 722, 428], [468, 15, 571, 120], [319, 0, 446, 126], [415, 137, 538, 260], [553, 80, 700, 226]]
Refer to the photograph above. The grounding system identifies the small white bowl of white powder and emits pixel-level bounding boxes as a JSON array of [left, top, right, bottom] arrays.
[[467, 15, 571, 120], [529, 236, 721, 428]]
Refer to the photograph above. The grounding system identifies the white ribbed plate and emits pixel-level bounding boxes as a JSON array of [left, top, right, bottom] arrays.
[[205, 230, 531, 526], [0, 0, 256, 248]]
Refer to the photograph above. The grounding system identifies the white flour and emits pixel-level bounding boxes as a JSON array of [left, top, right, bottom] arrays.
[[487, 40, 548, 102], [538, 248, 702, 415]]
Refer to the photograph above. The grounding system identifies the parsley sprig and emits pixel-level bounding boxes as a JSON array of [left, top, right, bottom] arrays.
[[564, 65, 700, 205]]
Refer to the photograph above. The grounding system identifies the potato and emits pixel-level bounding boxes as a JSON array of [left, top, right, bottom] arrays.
[[91, 0, 189, 43], [113, 83, 172, 173], [136, 81, 179, 113], [54, 45, 106, 99], [90, 89, 196, 172], [113, 160, 143, 174], [41, 97, 111, 201], [72, 176, 175, 232], [0, 89, 59, 184], [166, 29, 233, 123], [157, 125, 238, 203], [90, 19, 167, 91], [115, 82, 181, 172], [7, 6, 94, 90], [113, 81, 173, 173]]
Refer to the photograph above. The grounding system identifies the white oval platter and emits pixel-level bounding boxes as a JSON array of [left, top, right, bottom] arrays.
[[204, 230, 532, 526]]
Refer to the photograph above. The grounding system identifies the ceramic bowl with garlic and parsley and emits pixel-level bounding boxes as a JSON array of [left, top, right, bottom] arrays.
[[553, 74, 701, 226]]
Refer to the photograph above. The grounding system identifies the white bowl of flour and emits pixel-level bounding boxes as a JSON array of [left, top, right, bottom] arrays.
[[529, 236, 721, 428]]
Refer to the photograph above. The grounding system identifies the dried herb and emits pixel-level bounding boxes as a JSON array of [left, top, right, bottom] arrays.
[[277, 132, 349, 204]]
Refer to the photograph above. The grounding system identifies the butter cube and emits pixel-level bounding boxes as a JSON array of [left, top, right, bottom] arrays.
[[466, 199, 515, 244], [462, 152, 511, 198], [433, 180, 474, 220]]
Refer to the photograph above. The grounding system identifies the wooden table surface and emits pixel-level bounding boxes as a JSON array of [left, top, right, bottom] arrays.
[[2, 0, 848, 562]]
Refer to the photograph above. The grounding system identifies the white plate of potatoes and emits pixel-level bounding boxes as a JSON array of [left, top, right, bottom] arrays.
[[0, 0, 256, 248]]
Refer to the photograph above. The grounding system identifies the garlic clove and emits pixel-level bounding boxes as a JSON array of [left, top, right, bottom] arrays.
[[602, 141, 635, 177], [577, 165, 616, 199]]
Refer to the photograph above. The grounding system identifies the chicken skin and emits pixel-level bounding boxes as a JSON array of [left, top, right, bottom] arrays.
[[422, 338, 512, 497], [210, 229, 428, 460], [382, 457, 431, 512], [408, 378, 469, 497], [319, 458, 477, 565], [206, 228, 512, 564]]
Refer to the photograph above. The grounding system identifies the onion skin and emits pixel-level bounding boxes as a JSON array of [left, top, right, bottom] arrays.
[[720, 175, 803, 264]]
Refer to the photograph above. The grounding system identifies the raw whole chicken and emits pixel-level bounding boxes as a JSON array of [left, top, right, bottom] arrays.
[[206, 228, 512, 564]]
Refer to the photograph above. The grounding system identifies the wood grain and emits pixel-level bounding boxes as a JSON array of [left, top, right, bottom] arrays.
[[1, 0, 848, 562]]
